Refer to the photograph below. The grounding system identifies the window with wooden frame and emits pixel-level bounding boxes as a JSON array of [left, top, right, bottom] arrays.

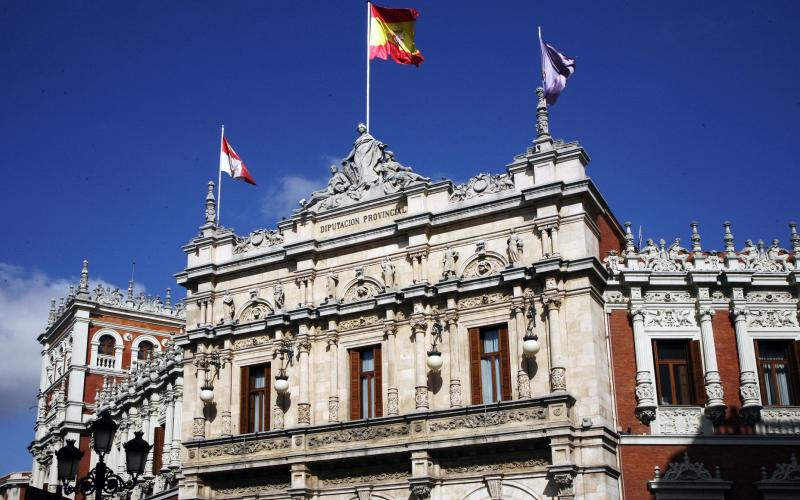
[[137, 341, 154, 360], [755, 340, 799, 406], [98, 335, 116, 356], [349, 345, 382, 420], [653, 339, 704, 406], [151, 424, 165, 473], [240, 364, 270, 433], [469, 325, 512, 405]]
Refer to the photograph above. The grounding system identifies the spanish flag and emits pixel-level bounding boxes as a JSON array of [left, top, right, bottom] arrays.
[[369, 4, 424, 67]]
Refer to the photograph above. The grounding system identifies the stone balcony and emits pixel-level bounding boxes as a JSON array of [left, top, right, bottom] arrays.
[[184, 394, 575, 474]]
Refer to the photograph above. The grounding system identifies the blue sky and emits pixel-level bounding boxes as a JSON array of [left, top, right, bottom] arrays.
[[1, 0, 798, 474]]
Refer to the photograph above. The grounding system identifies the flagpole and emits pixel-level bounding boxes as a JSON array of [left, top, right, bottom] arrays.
[[366, 1, 371, 131], [216, 125, 224, 226]]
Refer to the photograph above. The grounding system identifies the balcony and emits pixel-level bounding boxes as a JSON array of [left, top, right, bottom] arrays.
[[96, 354, 116, 369]]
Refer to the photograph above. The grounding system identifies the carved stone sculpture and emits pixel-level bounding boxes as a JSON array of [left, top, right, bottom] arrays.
[[441, 247, 459, 280], [325, 273, 338, 303], [507, 229, 523, 266], [381, 257, 396, 290], [449, 172, 515, 202], [274, 284, 285, 311], [222, 291, 235, 323]]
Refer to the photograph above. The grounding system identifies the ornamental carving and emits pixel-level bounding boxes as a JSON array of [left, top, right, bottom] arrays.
[[550, 367, 566, 391], [442, 456, 548, 474], [298, 403, 311, 424], [233, 228, 283, 255], [387, 389, 399, 415], [747, 309, 798, 328], [339, 314, 381, 331], [306, 423, 410, 448], [449, 172, 515, 202], [233, 335, 271, 350], [342, 279, 382, 303], [756, 408, 800, 434], [763, 453, 800, 481], [198, 437, 290, 458], [320, 470, 408, 486], [604, 291, 628, 304], [238, 300, 274, 323], [657, 407, 704, 435], [643, 309, 696, 328], [450, 381, 463, 406], [428, 408, 546, 432], [661, 453, 714, 481], [415, 386, 429, 408], [90, 283, 185, 319], [740, 239, 794, 272], [644, 291, 693, 303], [462, 255, 505, 279], [747, 291, 794, 303], [457, 292, 510, 310], [640, 238, 692, 271], [214, 480, 290, 496]]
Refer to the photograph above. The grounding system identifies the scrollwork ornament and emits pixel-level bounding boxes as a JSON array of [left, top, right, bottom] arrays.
[[550, 367, 566, 391], [415, 386, 429, 408]]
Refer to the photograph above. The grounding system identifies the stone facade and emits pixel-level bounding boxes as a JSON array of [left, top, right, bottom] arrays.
[[174, 109, 625, 499], [28, 261, 183, 499]]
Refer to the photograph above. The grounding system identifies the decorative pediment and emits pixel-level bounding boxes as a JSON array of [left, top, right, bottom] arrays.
[[461, 251, 507, 279], [342, 278, 383, 303], [296, 124, 430, 214], [238, 299, 274, 323], [233, 229, 283, 255], [449, 172, 515, 202], [643, 309, 696, 328]]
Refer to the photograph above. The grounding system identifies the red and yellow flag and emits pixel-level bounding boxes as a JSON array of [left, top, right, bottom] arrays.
[[369, 4, 424, 67]]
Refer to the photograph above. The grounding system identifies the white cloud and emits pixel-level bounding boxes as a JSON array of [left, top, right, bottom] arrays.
[[0, 264, 126, 418], [0, 263, 72, 417], [261, 175, 326, 223]]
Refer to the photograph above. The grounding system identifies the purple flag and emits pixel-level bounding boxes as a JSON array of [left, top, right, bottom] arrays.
[[539, 28, 576, 105]]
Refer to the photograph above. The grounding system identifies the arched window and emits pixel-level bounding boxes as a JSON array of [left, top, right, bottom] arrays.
[[98, 335, 116, 356], [138, 341, 154, 360]]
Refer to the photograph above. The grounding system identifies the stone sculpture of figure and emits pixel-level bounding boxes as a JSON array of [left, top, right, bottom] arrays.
[[740, 239, 758, 267], [641, 238, 659, 268], [273, 284, 285, 311], [375, 150, 430, 193], [343, 123, 384, 187], [767, 239, 792, 270], [222, 291, 235, 323], [303, 164, 352, 209], [441, 247, 459, 280], [325, 273, 339, 302], [381, 257, 396, 290], [507, 230, 523, 266], [668, 238, 689, 268]]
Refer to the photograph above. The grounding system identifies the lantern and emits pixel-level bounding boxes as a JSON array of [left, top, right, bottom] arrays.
[[123, 431, 152, 476], [56, 439, 84, 481], [522, 334, 540, 356], [91, 410, 118, 455], [274, 373, 289, 394], [199, 384, 215, 403], [426, 348, 443, 371]]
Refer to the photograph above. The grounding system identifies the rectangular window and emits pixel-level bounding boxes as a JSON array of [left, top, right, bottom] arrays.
[[756, 340, 797, 406], [653, 340, 703, 406], [469, 325, 511, 405], [350, 346, 382, 420], [240, 364, 270, 433]]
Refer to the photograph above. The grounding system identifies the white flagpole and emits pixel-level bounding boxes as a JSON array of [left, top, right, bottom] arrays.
[[216, 125, 224, 226], [366, 1, 371, 131]]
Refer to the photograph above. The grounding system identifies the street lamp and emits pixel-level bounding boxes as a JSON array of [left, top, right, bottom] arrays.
[[55, 410, 152, 500], [274, 338, 294, 394], [196, 348, 225, 403], [522, 303, 540, 356], [426, 314, 444, 372]]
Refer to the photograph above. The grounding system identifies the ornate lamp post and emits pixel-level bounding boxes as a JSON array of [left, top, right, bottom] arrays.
[[196, 348, 225, 404], [55, 410, 152, 500], [425, 315, 444, 372], [274, 338, 294, 395]]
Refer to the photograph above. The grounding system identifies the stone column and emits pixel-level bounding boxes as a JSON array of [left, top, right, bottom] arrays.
[[550, 225, 560, 255], [411, 314, 429, 410], [142, 399, 155, 476], [543, 294, 566, 392], [630, 307, 657, 424], [171, 378, 182, 468], [541, 228, 552, 257], [384, 317, 399, 415], [192, 348, 206, 439], [512, 298, 531, 398], [220, 348, 233, 437], [297, 332, 311, 425], [445, 308, 462, 407], [327, 329, 339, 422], [162, 391, 174, 472], [698, 307, 725, 423], [732, 307, 762, 423], [296, 278, 306, 307]]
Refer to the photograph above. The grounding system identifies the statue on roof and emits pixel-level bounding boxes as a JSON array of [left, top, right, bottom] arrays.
[[344, 123, 384, 187]]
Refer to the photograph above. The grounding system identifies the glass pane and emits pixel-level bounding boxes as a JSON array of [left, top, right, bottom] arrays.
[[361, 376, 369, 418], [674, 365, 691, 405], [252, 368, 265, 389], [493, 358, 502, 401], [252, 394, 262, 432], [762, 364, 776, 406], [776, 363, 791, 405], [658, 364, 673, 405], [759, 342, 789, 361], [370, 377, 376, 416], [481, 358, 495, 404], [482, 329, 499, 354], [361, 350, 374, 371], [657, 341, 686, 360]]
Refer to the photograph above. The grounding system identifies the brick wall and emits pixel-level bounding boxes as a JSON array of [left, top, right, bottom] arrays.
[[609, 309, 650, 434], [596, 211, 625, 258]]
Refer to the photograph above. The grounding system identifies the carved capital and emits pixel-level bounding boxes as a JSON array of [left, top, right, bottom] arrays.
[[542, 294, 561, 311], [383, 321, 398, 337], [731, 306, 749, 322], [410, 314, 427, 334], [296, 336, 311, 354], [444, 309, 459, 326], [698, 307, 716, 321], [629, 306, 645, 321]]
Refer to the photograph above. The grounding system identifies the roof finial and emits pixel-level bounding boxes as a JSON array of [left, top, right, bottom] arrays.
[[690, 221, 702, 253], [205, 181, 217, 225], [535, 87, 550, 139], [126, 279, 134, 306], [789, 221, 800, 255], [77, 260, 90, 298], [47, 299, 56, 327], [624, 221, 636, 256], [165, 287, 172, 308], [723, 221, 735, 256]]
